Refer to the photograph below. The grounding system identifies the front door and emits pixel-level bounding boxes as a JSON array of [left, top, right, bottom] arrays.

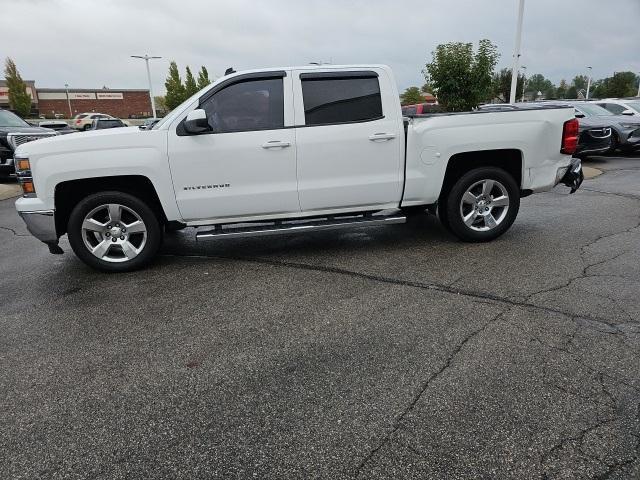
[[167, 72, 299, 222]]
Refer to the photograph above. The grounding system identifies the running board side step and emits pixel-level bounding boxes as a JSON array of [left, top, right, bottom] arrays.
[[196, 213, 407, 240]]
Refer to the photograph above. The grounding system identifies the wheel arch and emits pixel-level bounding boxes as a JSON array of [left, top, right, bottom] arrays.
[[439, 149, 523, 202], [54, 175, 167, 236]]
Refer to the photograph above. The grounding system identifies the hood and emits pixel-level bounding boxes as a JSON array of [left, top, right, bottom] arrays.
[[590, 114, 640, 126], [0, 125, 55, 136], [14, 126, 163, 158], [576, 116, 616, 131]]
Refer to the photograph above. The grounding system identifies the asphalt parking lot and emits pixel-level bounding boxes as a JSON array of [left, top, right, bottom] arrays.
[[1, 156, 639, 479]]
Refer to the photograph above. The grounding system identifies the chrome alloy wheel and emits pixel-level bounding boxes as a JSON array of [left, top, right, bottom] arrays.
[[459, 179, 510, 232], [81, 203, 147, 263]]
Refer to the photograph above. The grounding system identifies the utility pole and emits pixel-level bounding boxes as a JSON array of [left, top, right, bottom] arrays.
[[131, 54, 162, 118], [64, 83, 72, 118], [509, 0, 525, 103], [585, 66, 592, 100], [637, 73, 640, 97], [520, 66, 527, 102]]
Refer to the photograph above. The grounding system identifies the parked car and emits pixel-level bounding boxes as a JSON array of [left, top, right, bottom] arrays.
[[572, 116, 612, 158], [593, 98, 640, 117], [0, 109, 57, 177], [568, 102, 640, 153], [88, 118, 127, 130], [139, 118, 160, 130], [14, 64, 582, 272], [72, 113, 115, 131], [38, 120, 76, 135], [401, 103, 440, 115]]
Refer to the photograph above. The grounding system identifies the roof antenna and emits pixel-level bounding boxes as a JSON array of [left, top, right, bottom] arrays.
[[224, 67, 236, 76]]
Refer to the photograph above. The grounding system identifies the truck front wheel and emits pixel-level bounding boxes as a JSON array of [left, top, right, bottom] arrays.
[[444, 167, 520, 242], [67, 191, 163, 272]]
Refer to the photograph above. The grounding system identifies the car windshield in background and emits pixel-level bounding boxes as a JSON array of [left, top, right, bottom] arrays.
[[578, 104, 613, 116], [625, 101, 640, 112], [0, 109, 30, 127]]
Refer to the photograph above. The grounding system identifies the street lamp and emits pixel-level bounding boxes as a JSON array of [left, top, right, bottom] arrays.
[[520, 66, 527, 102], [637, 73, 640, 97], [509, 0, 525, 103], [585, 66, 592, 100], [64, 83, 72, 118], [131, 54, 161, 118]]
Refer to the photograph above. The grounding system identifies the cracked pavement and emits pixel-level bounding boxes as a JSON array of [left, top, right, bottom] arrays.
[[1, 156, 639, 479]]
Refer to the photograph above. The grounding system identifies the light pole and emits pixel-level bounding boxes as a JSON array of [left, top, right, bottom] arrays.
[[637, 73, 640, 97], [520, 66, 527, 102], [585, 66, 592, 100], [64, 83, 72, 118], [131, 54, 161, 118], [509, 0, 525, 103]]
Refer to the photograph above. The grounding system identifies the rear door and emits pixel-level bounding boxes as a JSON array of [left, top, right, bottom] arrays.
[[292, 68, 403, 212]]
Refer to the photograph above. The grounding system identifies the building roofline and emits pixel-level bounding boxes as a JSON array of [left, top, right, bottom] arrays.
[[37, 88, 149, 93]]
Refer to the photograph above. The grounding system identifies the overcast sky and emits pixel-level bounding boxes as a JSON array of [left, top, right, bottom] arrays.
[[2, 0, 639, 94]]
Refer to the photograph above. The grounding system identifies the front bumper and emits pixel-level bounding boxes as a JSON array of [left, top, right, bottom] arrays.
[[558, 158, 584, 193], [18, 209, 60, 246]]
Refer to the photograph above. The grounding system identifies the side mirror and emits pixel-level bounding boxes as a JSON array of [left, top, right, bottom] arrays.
[[575, 112, 585, 118], [184, 109, 211, 134], [622, 109, 635, 116]]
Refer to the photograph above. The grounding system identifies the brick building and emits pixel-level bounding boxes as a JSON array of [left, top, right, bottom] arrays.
[[37, 88, 152, 119]]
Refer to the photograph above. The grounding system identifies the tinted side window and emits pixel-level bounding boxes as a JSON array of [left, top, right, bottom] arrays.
[[301, 77, 382, 125], [201, 78, 284, 133], [605, 103, 625, 115]]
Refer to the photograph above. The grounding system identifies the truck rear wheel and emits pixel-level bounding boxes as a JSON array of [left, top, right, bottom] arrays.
[[67, 191, 163, 272], [444, 167, 520, 242]]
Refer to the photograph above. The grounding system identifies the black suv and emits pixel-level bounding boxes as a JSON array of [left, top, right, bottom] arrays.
[[0, 109, 57, 177]]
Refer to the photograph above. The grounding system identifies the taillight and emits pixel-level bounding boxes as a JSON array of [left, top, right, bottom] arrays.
[[75, 119, 81, 124], [561, 118, 579, 154]]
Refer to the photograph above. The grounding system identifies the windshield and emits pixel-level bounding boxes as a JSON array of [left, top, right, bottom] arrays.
[[576, 104, 613, 117], [624, 101, 640, 112], [0, 109, 30, 127]]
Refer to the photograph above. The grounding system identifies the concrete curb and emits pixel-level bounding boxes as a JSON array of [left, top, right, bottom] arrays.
[[0, 183, 21, 201], [583, 166, 602, 180]]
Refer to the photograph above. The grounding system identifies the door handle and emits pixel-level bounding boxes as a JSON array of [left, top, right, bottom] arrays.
[[262, 141, 291, 149], [368, 133, 396, 141]]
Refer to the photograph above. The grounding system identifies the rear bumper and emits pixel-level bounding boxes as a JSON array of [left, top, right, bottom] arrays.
[[558, 158, 584, 193], [18, 210, 58, 243]]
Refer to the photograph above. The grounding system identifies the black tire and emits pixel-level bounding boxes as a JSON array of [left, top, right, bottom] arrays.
[[444, 167, 520, 242], [67, 191, 162, 272], [608, 132, 619, 154], [83, 124, 92, 131], [436, 196, 452, 233]]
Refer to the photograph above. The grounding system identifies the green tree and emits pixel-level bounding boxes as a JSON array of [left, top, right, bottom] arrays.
[[491, 68, 525, 103], [423, 39, 499, 111], [4, 58, 31, 117], [572, 75, 588, 91], [420, 82, 432, 94], [606, 71, 638, 97], [184, 66, 198, 97], [556, 79, 568, 99], [164, 61, 186, 110], [566, 86, 578, 99], [400, 86, 424, 105], [525, 73, 555, 99], [197, 66, 211, 90]]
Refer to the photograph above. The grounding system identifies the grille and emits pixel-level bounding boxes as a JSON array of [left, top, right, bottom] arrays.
[[6, 132, 57, 150]]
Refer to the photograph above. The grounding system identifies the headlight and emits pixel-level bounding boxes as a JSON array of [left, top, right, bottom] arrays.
[[14, 156, 36, 198]]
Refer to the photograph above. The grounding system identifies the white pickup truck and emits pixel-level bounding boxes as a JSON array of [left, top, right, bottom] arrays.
[[14, 65, 583, 272]]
